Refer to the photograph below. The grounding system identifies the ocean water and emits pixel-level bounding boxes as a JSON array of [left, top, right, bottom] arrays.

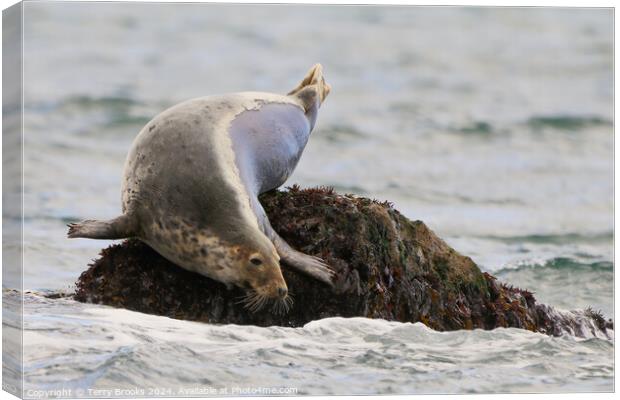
[[4, 3, 614, 396]]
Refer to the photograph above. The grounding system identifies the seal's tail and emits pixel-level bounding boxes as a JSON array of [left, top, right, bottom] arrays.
[[67, 215, 135, 240], [287, 64, 331, 108]]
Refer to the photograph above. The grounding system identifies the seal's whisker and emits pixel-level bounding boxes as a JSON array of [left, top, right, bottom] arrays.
[[246, 298, 259, 312], [261, 296, 271, 311], [238, 290, 267, 313], [271, 300, 285, 315], [283, 291, 294, 307], [257, 296, 269, 312], [246, 295, 262, 309], [250, 298, 263, 311], [244, 292, 269, 313], [237, 290, 258, 306], [235, 291, 255, 305], [235, 290, 253, 300], [250, 302, 263, 313], [271, 294, 293, 315]]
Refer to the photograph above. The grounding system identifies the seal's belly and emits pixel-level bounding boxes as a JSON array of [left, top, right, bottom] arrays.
[[229, 102, 311, 194]]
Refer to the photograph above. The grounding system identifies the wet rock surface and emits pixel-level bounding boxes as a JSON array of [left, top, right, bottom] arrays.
[[74, 186, 613, 337]]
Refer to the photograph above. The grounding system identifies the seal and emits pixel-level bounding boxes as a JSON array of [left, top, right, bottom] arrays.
[[68, 64, 333, 310]]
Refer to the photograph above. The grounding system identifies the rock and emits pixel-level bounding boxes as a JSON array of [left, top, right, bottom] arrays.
[[74, 186, 613, 337]]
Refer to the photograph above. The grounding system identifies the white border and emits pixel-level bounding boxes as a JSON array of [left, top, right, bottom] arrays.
[[0, 1, 616, 400]]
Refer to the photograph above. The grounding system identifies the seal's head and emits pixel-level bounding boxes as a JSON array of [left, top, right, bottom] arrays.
[[236, 241, 287, 297], [233, 237, 292, 313], [161, 219, 289, 310], [200, 231, 289, 312]]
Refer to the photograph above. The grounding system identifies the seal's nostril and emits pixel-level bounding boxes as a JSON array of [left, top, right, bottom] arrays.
[[278, 287, 287, 298]]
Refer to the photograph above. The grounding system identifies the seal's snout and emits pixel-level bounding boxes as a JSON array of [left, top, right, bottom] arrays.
[[277, 287, 288, 299]]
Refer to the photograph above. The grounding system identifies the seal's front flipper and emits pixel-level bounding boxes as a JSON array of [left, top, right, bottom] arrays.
[[273, 235, 335, 287], [251, 196, 335, 286], [67, 214, 136, 240]]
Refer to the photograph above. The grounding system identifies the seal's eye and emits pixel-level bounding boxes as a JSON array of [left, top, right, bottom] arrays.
[[250, 257, 263, 266]]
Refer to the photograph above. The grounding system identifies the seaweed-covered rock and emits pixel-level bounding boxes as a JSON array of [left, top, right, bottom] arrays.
[[74, 186, 613, 337]]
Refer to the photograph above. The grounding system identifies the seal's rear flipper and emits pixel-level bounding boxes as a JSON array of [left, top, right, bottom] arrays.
[[287, 63, 331, 111], [67, 215, 136, 240]]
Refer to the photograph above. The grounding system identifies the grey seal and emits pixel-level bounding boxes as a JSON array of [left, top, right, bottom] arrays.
[[68, 64, 334, 309]]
